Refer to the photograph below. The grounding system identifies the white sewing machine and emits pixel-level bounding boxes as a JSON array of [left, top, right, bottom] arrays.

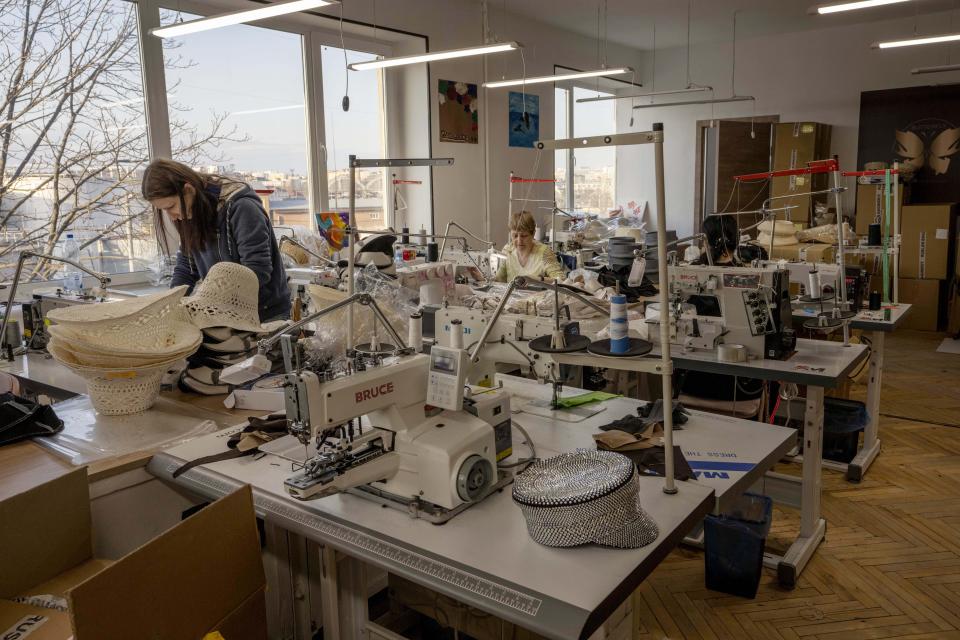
[[646, 264, 795, 360], [435, 306, 606, 384], [282, 351, 505, 518], [396, 262, 457, 305]]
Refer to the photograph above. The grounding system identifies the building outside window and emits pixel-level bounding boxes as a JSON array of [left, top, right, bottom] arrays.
[[554, 86, 617, 216]]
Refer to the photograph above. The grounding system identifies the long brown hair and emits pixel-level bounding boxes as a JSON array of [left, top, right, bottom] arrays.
[[142, 158, 219, 255]]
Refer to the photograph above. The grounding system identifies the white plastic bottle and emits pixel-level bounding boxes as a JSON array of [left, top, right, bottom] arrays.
[[62, 233, 84, 293]]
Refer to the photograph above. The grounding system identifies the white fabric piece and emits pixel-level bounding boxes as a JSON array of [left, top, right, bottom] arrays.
[[182, 262, 288, 333], [756, 220, 799, 236], [756, 232, 800, 247]]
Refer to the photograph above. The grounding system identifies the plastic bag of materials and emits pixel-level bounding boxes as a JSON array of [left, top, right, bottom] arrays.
[[279, 227, 333, 267], [797, 222, 857, 245], [306, 265, 418, 355]]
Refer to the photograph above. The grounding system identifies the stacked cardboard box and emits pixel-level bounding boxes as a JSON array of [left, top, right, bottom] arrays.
[[896, 203, 958, 331], [0, 470, 267, 640], [770, 122, 832, 223], [854, 182, 908, 239]]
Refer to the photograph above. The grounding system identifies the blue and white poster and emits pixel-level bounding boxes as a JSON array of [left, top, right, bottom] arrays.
[[508, 91, 539, 148]]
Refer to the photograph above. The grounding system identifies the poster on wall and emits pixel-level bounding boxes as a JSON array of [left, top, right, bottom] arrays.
[[438, 80, 478, 144], [857, 84, 960, 203], [508, 91, 540, 148]]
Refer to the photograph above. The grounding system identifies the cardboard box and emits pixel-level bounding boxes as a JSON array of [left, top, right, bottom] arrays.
[[899, 203, 957, 280], [898, 278, 942, 331], [771, 123, 832, 223], [0, 468, 266, 640], [766, 242, 836, 263], [854, 183, 907, 237]]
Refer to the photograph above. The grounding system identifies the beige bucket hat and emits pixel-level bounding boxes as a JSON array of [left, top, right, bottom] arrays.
[[181, 262, 288, 333]]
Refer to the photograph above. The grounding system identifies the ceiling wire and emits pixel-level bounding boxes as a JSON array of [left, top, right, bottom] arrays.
[[686, 0, 692, 88], [340, 0, 349, 111]]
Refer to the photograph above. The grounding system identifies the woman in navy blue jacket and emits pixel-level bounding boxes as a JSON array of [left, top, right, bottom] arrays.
[[142, 158, 291, 321]]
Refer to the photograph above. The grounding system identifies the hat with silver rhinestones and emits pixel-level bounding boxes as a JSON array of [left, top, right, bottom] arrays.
[[512, 450, 659, 548]]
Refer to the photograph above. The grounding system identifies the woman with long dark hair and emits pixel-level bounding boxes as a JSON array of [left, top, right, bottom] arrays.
[[142, 158, 291, 321]]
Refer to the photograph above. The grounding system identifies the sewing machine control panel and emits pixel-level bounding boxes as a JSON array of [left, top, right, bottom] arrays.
[[427, 346, 467, 411], [742, 290, 771, 336]]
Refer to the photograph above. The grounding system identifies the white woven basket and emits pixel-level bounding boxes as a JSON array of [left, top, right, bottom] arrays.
[[79, 367, 166, 415], [50, 355, 185, 416]]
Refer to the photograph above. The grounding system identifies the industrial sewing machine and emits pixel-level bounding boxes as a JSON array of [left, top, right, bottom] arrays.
[[271, 294, 511, 522], [435, 304, 608, 384], [647, 264, 795, 360]]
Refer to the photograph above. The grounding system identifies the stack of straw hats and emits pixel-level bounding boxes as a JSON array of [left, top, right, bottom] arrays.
[[45, 286, 201, 415], [179, 263, 288, 395]]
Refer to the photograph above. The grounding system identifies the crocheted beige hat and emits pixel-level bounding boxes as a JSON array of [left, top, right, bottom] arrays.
[[182, 262, 288, 332]]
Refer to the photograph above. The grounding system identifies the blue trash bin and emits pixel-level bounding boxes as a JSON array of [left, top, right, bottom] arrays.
[[704, 493, 773, 599]]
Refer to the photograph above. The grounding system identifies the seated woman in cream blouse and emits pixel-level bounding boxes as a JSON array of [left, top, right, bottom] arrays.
[[494, 211, 566, 282]]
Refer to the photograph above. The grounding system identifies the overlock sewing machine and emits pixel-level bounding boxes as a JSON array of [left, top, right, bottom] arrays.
[[647, 264, 796, 360]]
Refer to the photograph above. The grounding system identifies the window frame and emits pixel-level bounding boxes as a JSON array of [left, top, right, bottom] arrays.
[[139, 0, 411, 234]]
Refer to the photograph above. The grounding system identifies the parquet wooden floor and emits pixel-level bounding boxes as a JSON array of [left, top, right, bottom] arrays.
[[634, 331, 960, 640]]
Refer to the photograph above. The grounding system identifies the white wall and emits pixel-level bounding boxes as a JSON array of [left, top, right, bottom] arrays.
[[341, 0, 644, 246], [616, 9, 960, 238]]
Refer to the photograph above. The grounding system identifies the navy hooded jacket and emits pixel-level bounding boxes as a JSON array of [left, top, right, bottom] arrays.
[[170, 180, 291, 322]]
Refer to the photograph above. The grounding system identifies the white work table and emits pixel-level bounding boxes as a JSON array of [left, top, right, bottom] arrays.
[[552, 338, 867, 588], [791, 303, 912, 481], [502, 376, 796, 514], [148, 425, 715, 640]]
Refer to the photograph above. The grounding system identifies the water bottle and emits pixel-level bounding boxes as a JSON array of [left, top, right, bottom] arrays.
[[62, 233, 84, 293]]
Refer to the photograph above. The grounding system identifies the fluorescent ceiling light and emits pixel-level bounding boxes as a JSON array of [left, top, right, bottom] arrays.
[[151, 0, 338, 38], [631, 95, 755, 109], [577, 86, 710, 104], [874, 32, 960, 48], [349, 42, 520, 71], [911, 63, 960, 74], [484, 67, 633, 89], [811, 0, 911, 15]]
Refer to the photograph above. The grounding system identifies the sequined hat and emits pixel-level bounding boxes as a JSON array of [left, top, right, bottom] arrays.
[[512, 450, 659, 548]]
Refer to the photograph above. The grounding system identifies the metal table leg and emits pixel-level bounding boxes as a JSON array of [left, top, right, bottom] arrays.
[[775, 385, 827, 589], [847, 330, 883, 482]]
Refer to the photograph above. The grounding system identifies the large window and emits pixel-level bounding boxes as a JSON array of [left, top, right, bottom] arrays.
[[554, 86, 617, 216], [160, 10, 310, 228], [0, 0, 154, 282], [321, 47, 388, 231]]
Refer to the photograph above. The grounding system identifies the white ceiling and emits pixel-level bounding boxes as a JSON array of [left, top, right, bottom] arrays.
[[480, 0, 959, 51]]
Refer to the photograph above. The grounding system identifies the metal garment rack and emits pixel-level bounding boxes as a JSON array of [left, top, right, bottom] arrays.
[[533, 125, 680, 495], [840, 165, 901, 304], [508, 172, 556, 216], [347, 156, 454, 349]]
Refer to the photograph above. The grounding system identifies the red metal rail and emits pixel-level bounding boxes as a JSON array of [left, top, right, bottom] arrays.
[[734, 158, 840, 182]]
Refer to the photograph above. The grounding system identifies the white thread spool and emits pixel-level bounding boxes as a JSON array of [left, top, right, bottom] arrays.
[[609, 294, 629, 353], [808, 270, 821, 299], [450, 319, 464, 349], [408, 313, 422, 352]]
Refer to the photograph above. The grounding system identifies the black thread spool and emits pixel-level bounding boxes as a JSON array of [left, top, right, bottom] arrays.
[[868, 223, 882, 247], [426, 243, 439, 263], [869, 290, 881, 311]]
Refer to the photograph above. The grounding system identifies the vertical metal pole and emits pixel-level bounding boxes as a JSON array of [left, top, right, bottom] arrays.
[[893, 162, 900, 304], [303, 32, 329, 230], [565, 89, 575, 212], [833, 168, 850, 345], [653, 123, 677, 495], [348, 155, 357, 350], [508, 171, 514, 217]]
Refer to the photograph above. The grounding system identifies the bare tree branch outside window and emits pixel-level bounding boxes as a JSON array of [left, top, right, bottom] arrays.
[[0, 0, 243, 283]]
